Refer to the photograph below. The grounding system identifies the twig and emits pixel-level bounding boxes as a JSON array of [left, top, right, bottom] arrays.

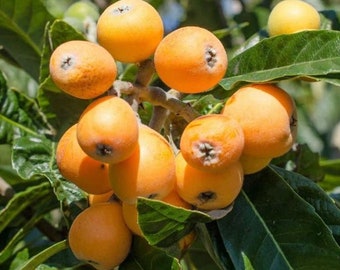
[[113, 80, 200, 122], [0, 177, 15, 202]]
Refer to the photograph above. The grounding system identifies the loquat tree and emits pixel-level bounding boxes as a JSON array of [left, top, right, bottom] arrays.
[[0, 0, 340, 269]]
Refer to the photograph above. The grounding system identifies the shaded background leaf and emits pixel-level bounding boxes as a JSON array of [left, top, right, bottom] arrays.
[[120, 236, 181, 270], [0, 0, 55, 81]]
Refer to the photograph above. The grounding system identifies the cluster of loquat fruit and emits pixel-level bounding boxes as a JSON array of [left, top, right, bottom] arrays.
[[49, 0, 304, 269]]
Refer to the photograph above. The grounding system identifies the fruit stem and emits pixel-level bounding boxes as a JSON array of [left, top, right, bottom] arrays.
[[135, 59, 155, 87], [148, 105, 169, 132], [113, 80, 200, 122]]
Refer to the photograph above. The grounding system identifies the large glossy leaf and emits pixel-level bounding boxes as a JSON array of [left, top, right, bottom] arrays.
[[0, 71, 55, 144], [11, 135, 87, 207], [272, 165, 340, 244], [220, 30, 340, 91], [0, 0, 55, 81], [214, 167, 340, 270]]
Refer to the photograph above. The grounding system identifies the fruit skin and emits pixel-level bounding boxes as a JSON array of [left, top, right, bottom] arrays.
[[109, 124, 176, 204], [175, 152, 244, 210], [68, 202, 132, 270], [77, 95, 139, 164], [56, 124, 112, 194], [154, 26, 227, 94], [222, 84, 297, 158], [97, 0, 164, 63], [267, 0, 320, 36], [49, 40, 117, 99], [180, 114, 244, 172], [239, 154, 272, 175], [88, 190, 115, 205]]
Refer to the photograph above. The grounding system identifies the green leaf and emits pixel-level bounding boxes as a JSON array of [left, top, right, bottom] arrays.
[[272, 165, 340, 244], [271, 143, 325, 182], [0, 71, 55, 144], [0, 191, 58, 264], [220, 30, 340, 91], [0, 0, 55, 81], [0, 181, 52, 234], [318, 159, 340, 191], [214, 167, 340, 270], [11, 135, 87, 206], [137, 197, 212, 248], [119, 236, 181, 270], [20, 240, 68, 270]]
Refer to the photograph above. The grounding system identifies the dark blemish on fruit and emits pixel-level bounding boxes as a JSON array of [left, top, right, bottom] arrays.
[[96, 144, 113, 157]]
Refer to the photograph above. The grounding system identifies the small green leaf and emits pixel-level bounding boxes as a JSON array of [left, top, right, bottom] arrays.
[[137, 197, 212, 248], [120, 236, 181, 270], [319, 159, 340, 191], [221, 30, 340, 91]]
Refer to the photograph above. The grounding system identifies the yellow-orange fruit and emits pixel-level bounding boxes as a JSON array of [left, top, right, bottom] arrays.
[[180, 114, 244, 172], [68, 202, 132, 270], [268, 0, 320, 37], [175, 152, 243, 210], [154, 26, 227, 94], [56, 124, 112, 194], [222, 84, 297, 158], [178, 230, 197, 257], [240, 154, 272, 175], [88, 190, 115, 205], [97, 0, 164, 63], [122, 202, 142, 236], [162, 189, 193, 210], [49, 40, 117, 99], [77, 95, 139, 164], [109, 125, 176, 204]]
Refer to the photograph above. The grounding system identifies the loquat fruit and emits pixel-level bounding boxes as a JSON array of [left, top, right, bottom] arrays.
[[68, 202, 132, 270], [175, 152, 244, 210], [109, 124, 176, 204], [154, 26, 227, 94], [49, 40, 117, 99], [56, 124, 112, 194], [222, 84, 297, 158], [97, 0, 164, 63], [76, 95, 139, 164], [180, 114, 244, 172]]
